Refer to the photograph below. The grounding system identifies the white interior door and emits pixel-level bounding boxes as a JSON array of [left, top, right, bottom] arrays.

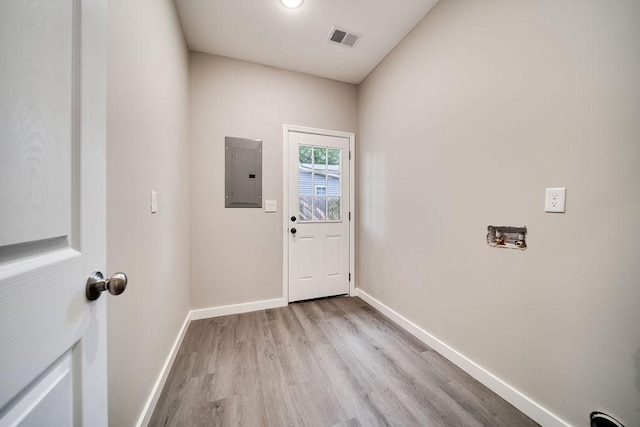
[[0, 1, 108, 426], [288, 131, 350, 302]]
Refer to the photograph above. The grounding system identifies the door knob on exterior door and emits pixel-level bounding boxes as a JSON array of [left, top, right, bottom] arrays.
[[86, 271, 128, 301], [290, 228, 297, 234]]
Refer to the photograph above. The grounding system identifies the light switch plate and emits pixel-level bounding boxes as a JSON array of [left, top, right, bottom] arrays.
[[151, 190, 158, 214], [265, 200, 277, 213], [545, 187, 566, 213]]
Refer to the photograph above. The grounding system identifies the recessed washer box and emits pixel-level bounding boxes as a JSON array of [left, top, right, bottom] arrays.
[[225, 136, 262, 208]]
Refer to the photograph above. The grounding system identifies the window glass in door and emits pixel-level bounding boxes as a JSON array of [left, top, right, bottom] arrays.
[[298, 145, 342, 222]]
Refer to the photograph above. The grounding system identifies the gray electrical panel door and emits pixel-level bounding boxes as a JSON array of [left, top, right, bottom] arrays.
[[225, 137, 262, 208]]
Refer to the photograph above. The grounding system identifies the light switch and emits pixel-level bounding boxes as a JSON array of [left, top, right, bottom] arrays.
[[265, 200, 277, 213], [151, 190, 158, 214]]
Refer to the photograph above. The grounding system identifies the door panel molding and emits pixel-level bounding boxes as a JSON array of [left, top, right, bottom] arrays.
[[282, 125, 355, 302]]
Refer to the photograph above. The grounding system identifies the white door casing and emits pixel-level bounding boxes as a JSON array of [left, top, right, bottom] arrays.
[[0, 1, 108, 426], [284, 126, 355, 302]]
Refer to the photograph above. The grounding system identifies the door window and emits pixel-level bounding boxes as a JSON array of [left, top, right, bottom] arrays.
[[298, 145, 342, 222]]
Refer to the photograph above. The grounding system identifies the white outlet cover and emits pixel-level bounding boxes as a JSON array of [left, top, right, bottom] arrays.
[[545, 187, 566, 213], [265, 200, 277, 213]]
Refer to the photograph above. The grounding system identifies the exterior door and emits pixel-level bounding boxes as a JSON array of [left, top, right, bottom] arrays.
[[288, 131, 350, 302], [0, 1, 108, 426]]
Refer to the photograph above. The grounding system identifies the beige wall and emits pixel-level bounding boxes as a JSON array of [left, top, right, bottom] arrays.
[[357, 0, 640, 425], [189, 53, 357, 309], [107, 0, 190, 426]]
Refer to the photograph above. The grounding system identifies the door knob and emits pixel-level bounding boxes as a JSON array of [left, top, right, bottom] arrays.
[[291, 216, 296, 222], [86, 271, 128, 301], [290, 228, 297, 234]]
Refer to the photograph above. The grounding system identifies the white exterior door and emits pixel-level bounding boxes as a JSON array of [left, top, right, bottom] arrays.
[[287, 131, 351, 302], [0, 1, 108, 426]]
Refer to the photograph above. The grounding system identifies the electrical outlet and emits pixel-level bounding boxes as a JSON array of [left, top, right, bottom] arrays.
[[545, 187, 566, 213]]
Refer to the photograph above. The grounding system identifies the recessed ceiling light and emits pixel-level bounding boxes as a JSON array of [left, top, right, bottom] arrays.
[[279, 0, 303, 9]]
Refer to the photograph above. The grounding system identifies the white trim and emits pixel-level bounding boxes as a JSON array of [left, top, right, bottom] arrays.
[[282, 126, 289, 302], [190, 298, 287, 321], [282, 124, 356, 302], [349, 134, 356, 295], [355, 288, 570, 427], [136, 312, 191, 427]]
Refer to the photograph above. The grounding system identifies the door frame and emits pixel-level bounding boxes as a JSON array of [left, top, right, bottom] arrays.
[[282, 124, 356, 302]]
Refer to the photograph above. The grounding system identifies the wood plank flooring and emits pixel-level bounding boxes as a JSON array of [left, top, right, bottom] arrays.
[[149, 296, 538, 427]]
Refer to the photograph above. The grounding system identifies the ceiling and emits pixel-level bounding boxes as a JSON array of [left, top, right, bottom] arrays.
[[175, 0, 440, 84]]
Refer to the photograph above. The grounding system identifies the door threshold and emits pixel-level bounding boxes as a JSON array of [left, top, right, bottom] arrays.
[[290, 293, 349, 304]]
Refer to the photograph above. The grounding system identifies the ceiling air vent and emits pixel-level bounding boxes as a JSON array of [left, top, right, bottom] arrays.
[[328, 26, 362, 48]]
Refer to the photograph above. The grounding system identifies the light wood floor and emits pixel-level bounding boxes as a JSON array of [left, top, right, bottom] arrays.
[[150, 296, 538, 426]]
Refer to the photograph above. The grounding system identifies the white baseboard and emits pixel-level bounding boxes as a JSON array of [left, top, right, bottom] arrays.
[[355, 288, 570, 427], [190, 297, 287, 320], [136, 312, 191, 427]]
